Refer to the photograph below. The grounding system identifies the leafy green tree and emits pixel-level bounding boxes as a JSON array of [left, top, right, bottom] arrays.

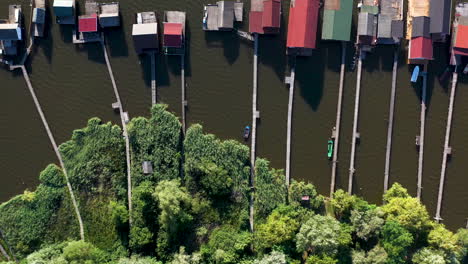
[[352, 246, 387, 264], [288, 180, 323, 211], [253, 251, 287, 264], [201, 226, 251, 264], [383, 183, 410, 203], [255, 206, 300, 253], [428, 224, 459, 252], [196, 160, 232, 197], [170, 247, 201, 264], [381, 221, 413, 264], [296, 214, 342, 257], [330, 190, 369, 222], [305, 255, 337, 264], [412, 248, 446, 264], [117, 256, 162, 264], [130, 181, 158, 253], [350, 207, 384, 241], [456, 228, 468, 262], [254, 159, 286, 218], [61, 240, 108, 264], [381, 196, 432, 235]]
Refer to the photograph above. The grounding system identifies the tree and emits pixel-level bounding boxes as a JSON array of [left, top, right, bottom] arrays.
[[201, 226, 251, 264], [381, 196, 432, 235], [305, 255, 337, 264], [296, 214, 342, 257], [412, 248, 446, 264], [170, 247, 201, 264], [253, 251, 287, 264], [456, 228, 468, 261], [255, 159, 286, 218], [383, 183, 410, 203], [195, 159, 232, 197], [255, 206, 300, 253], [117, 256, 162, 264], [330, 190, 369, 221], [350, 207, 384, 241], [381, 221, 413, 264], [288, 180, 323, 211], [428, 224, 459, 252], [61, 240, 108, 264], [352, 246, 387, 264]]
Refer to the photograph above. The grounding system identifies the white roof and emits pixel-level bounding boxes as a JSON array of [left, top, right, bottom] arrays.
[[53, 0, 73, 8], [132, 23, 157, 35]]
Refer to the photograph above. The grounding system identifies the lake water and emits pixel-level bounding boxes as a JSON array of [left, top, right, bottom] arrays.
[[0, 0, 466, 230]]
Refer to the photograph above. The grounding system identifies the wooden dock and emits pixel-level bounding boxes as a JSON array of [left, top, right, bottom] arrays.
[[181, 54, 186, 134], [384, 49, 399, 192], [348, 50, 363, 194], [435, 72, 458, 222], [417, 71, 428, 199], [249, 34, 259, 232], [150, 52, 156, 105], [101, 40, 133, 226], [285, 59, 296, 187], [17, 65, 85, 240], [330, 42, 347, 197]]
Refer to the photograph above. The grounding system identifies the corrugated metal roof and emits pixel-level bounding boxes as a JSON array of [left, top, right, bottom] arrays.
[[409, 36, 433, 60], [321, 0, 353, 41], [358, 12, 374, 37], [53, 0, 73, 17], [412, 16, 430, 38], [0, 24, 21, 40], [132, 23, 157, 35], [79, 14, 98, 32], [455, 24, 468, 49], [218, 1, 234, 29], [53, 0, 73, 8], [286, 0, 320, 49], [378, 15, 392, 38], [430, 0, 451, 34], [249, 11, 264, 33]]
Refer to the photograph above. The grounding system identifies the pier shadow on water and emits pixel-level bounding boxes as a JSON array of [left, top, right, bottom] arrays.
[[257, 16, 288, 80], [204, 31, 240, 65]]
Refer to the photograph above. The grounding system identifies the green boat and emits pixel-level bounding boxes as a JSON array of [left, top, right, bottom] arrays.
[[327, 139, 334, 159]]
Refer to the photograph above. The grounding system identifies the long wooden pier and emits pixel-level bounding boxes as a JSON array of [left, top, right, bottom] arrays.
[[249, 34, 259, 232], [435, 72, 458, 222], [101, 40, 133, 226], [285, 60, 296, 187], [150, 52, 157, 105], [384, 49, 399, 192], [181, 55, 187, 134], [17, 65, 85, 240], [348, 50, 363, 194], [330, 42, 347, 197], [417, 71, 428, 199]]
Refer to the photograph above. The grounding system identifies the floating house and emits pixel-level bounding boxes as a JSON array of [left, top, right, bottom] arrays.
[[408, 16, 433, 64], [357, 0, 379, 49], [53, 0, 75, 25], [286, 0, 320, 56], [99, 2, 120, 28], [163, 11, 186, 55], [377, 0, 404, 44], [321, 0, 353, 42], [450, 3, 468, 66], [203, 1, 243, 31], [132, 12, 158, 54], [32, 0, 46, 37], [430, 0, 452, 42], [0, 5, 22, 57], [249, 0, 281, 35], [73, 1, 102, 43]]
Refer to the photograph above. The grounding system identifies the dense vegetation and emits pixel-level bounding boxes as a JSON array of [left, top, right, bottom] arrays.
[[0, 105, 466, 264]]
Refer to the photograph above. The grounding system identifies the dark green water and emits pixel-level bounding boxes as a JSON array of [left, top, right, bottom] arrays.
[[0, 0, 466, 230]]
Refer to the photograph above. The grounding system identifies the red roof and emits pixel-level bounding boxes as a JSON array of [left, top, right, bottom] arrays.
[[79, 14, 98, 33], [409, 37, 433, 60], [164, 23, 183, 47], [262, 0, 281, 29], [286, 0, 319, 49], [249, 11, 264, 34], [455, 24, 468, 49]]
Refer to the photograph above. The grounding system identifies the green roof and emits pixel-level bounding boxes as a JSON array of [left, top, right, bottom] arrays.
[[322, 0, 353, 41]]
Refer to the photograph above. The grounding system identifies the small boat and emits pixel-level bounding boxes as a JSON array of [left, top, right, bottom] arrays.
[[327, 139, 334, 159], [411, 66, 420, 83], [243, 126, 251, 140]]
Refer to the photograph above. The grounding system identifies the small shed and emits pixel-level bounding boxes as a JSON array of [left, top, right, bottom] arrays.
[[249, 0, 281, 35], [378, 15, 392, 39], [429, 0, 451, 38], [99, 3, 120, 28], [142, 161, 153, 174], [164, 23, 183, 48], [358, 12, 374, 37], [53, 0, 73, 17], [32, 8, 46, 24], [0, 24, 21, 40], [218, 1, 234, 29], [412, 16, 430, 38], [286, 0, 320, 56], [409, 36, 433, 60], [79, 14, 98, 33], [132, 19, 158, 54], [203, 1, 242, 31]]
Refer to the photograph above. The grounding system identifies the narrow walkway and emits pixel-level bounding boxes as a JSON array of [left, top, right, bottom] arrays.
[[0, 228, 15, 263], [330, 42, 347, 197], [181, 54, 186, 134], [417, 71, 428, 199], [384, 49, 399, 192], [285, 59, 296, 187], [348, 50, 363, 194], [249, 34, 259, 232], [0, 243, 9, 261], [101, 40, 132, 226], [435, 72, 458, 222], [150, 52, 156, 105], [18, 65, 85, 240]]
